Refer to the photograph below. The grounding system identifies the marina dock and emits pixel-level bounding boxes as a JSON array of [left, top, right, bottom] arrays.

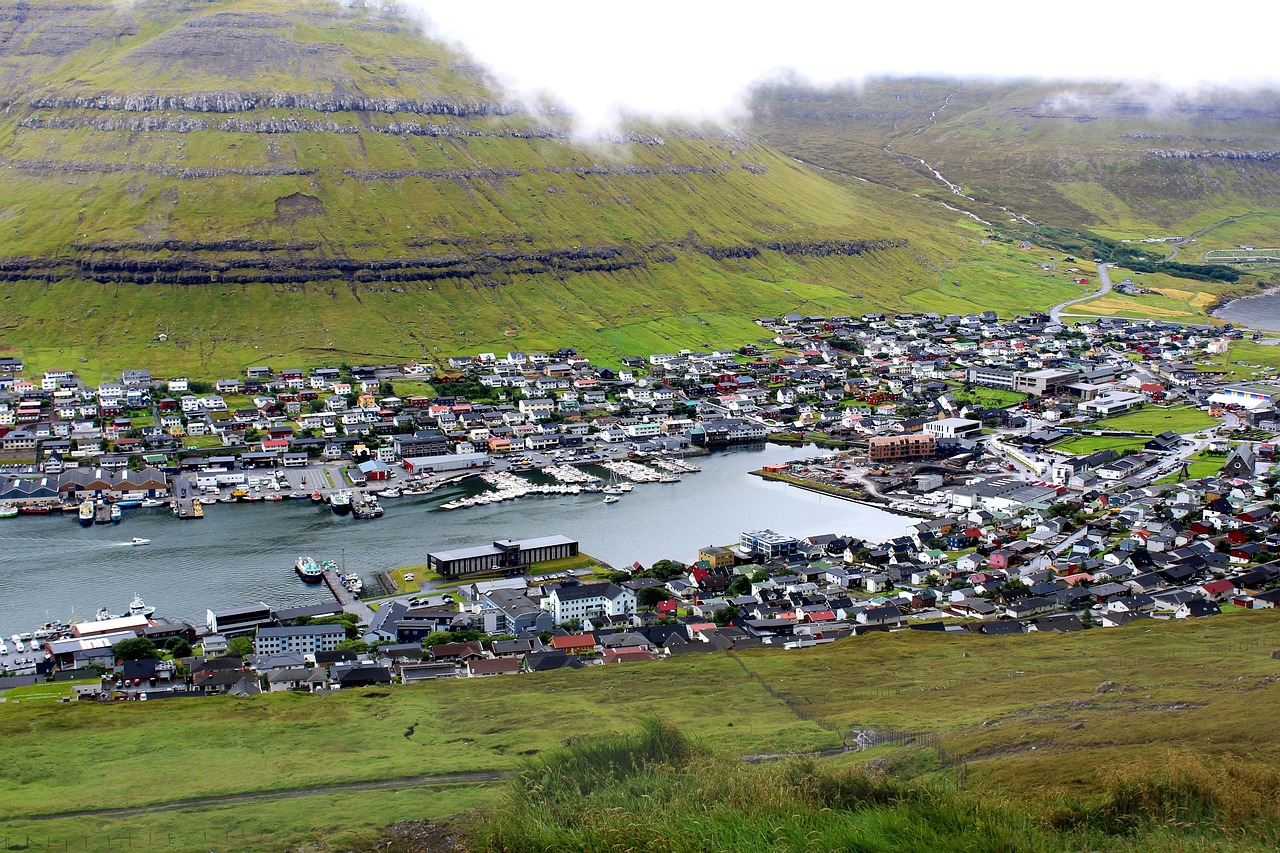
[[322, 567, 374, 622]]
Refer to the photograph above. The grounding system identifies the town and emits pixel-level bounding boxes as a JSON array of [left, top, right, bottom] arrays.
[[3, 303, 1280, 700]]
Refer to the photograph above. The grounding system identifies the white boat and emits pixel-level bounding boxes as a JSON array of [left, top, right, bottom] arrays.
[[127, 594, 156, 617], [602, 495, 620, 504], [376, 487, 402, 498], [109, 503, 123, 523], [131, 537, 151, 546], [139, 498, 165, 508]]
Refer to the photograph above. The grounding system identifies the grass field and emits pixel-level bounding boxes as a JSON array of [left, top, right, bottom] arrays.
[[1052, 435, 1150, 455], [1154, 449, 1229, 484], [1, 612, 1277, 852], [944, 382, 1027, 408], [1094, 405, 1218, 435]]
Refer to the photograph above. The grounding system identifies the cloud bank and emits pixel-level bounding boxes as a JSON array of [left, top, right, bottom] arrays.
[[403, 0, 1279, 131]]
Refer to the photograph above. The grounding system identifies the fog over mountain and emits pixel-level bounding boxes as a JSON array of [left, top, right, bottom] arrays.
[[412, 0, 1278, 131]]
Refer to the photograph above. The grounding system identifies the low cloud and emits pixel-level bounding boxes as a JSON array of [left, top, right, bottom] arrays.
[[393, 1, 1275, 133]]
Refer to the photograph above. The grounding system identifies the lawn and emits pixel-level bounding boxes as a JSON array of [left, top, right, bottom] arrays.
[[1094, 405, 1218, 435], [1154, 449, 1229, 484], [1051, 435, 1149, 455], [943, 382, 1027, 408]]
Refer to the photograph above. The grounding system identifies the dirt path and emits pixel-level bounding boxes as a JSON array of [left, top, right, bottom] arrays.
[[7, 771, 509, 823]]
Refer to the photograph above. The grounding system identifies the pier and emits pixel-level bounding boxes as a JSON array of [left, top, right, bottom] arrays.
[[322, 567, 374, 622]]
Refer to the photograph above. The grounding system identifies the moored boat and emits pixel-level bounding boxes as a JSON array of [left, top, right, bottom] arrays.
[[295, 556, 324, 583], [109, 503, 122, 523], [19, 504, 54, 515], [329, 490, 353, 514], [127, 593, 156, 617], [0, 503, 17, 519], [78, 498, 95, 526]]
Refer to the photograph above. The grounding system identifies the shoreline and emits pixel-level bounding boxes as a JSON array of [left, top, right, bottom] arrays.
[[1211, 282, 1280, 329]]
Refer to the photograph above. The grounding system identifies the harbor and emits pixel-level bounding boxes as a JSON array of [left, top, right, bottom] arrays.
[[0, 443, 914, 639]]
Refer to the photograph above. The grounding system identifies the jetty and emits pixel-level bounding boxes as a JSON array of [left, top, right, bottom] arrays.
[[321, 566, 374, 622]]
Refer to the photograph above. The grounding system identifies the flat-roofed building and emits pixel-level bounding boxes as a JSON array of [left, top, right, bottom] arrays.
[[427, 535, 579, 577], [868, 433, 937, 462], [206, 601, 273, 636]]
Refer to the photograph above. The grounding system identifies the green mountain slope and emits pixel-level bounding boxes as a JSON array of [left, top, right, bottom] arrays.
[[0, 0, 991, 378], [750, 77, 1280, 240]]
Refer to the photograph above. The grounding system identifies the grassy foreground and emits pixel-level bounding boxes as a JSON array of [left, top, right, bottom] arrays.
[[0, 612, 1277, 850], [466, 718, 1280, 853]]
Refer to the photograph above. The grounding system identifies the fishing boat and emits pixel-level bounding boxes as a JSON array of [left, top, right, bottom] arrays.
[[131, 537, 151, 546], [329, 490, 353, 514], [294, 556, 324, 583], [311, 490, 324, 504], [0, 503, 17, 519], [191, 501, 205, 519], [94, 607, 119, 621], [78, 498, 95, 527], [109, 503, 122, 523], [127, 594, 156, 617]]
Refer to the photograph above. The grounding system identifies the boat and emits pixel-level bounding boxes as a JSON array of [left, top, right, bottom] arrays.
[[139, 498, 165, 508], [127, 594, 156, 617], [659, 474, 681, 483], [94, 607, 119, 621], [19, 505, 53, 515], [311, 490, 324, 504], [131, 537, 151, 546], [294, 556, 324, 583], [116, 500, 141, 508], [0, 504, 16, 519], [602, 495, 620, 504], [33, 622, 67, 641], [109, 503, 122, 523], [78, 498, 95, 527], [191, 502, 204, 519], [329, 491, 353, 514], [376, 487, 402, 498]]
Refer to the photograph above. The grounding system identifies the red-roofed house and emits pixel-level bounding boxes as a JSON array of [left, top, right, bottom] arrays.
[[1194, 579, 1237, 601], [550, 634, 599, 655]]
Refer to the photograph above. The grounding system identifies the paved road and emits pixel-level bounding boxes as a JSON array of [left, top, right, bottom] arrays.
[[1049, 262, 1112, 323]]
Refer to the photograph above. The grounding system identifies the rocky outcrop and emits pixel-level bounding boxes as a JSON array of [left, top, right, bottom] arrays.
[[17, 116, 359, 134], [28, 92, 531, 116], [0, 237, 909, 287], [1144, 149, 1280, 162], [0, 158, 314, 178]]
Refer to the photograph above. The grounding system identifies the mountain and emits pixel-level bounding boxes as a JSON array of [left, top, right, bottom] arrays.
[[749, 77, 1280, 242], [0, 0, 975, 378]]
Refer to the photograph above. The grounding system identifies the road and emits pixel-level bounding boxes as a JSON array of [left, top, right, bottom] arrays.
[[1049, 262, 1112, 323]]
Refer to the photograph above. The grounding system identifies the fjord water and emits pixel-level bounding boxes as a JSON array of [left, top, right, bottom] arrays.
[[1214, 291, 1280, 329], [0, 445, 911, 636]]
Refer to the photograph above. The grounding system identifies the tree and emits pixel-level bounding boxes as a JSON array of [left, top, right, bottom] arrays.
[[748, 568, 771, 583], [114, 637, 160, 661], [164, 637, 193, 659], [636, 586, 670, 610], [335, 639, 370, 653], [228, 636, 254, 657], [648, 559, 688, 582], [422, 631, 456, 647], [711, 606, 739, 627], [310, 613, 361, 640], [728, 575, 753, 597]]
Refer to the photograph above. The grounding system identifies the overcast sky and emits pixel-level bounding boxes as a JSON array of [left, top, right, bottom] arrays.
[[404, 1, 1276, 130]]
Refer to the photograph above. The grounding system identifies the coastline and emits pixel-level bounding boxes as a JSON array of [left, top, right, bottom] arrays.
[[1211, 282, 1280, 329]]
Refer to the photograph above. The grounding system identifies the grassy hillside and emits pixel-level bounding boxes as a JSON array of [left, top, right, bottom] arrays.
[[750, 77, 1280, 237], [1, 611, 1277, 851], [0, 0, 1030, 378]]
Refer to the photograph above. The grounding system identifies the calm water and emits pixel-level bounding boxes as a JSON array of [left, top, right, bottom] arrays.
[[0, 444, 912, 636], [1213, 290, 1280, 330]]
